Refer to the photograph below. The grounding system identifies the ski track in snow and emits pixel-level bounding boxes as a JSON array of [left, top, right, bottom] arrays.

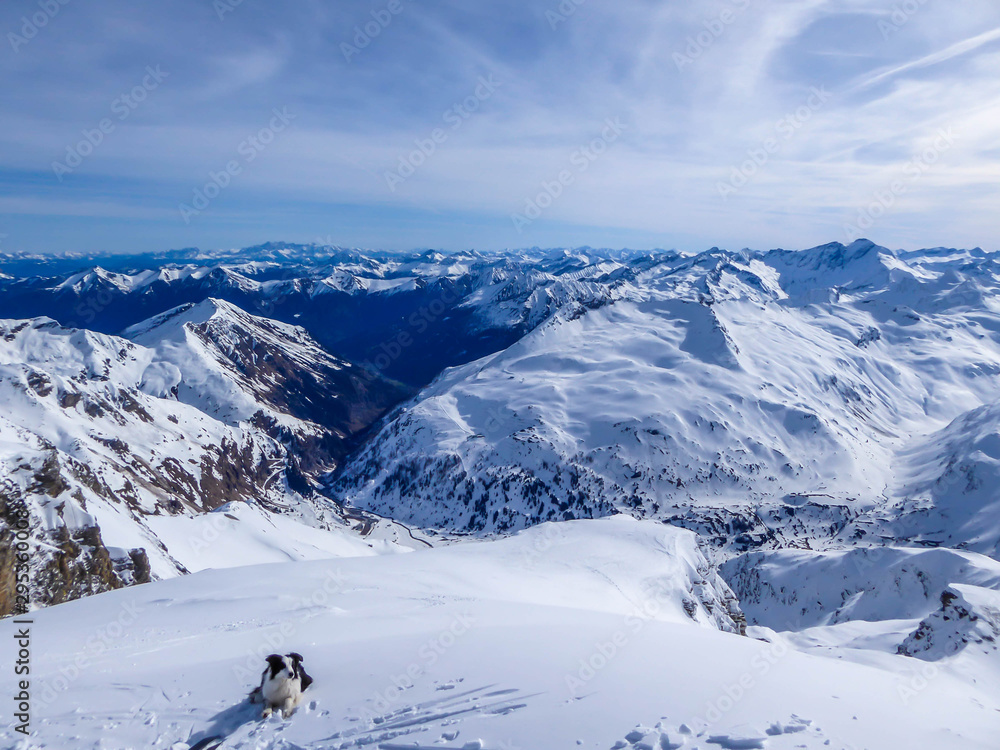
[[3, 518, 999, 750]]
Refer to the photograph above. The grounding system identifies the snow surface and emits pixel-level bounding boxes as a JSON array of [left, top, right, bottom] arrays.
[[5, 241, 1000, 748], [722, 546, 1000, 630], [0, 308, 410, 583], [142, 501, 401, 574], [334, 241, 1000, 557], [4, 517, 997, 750]]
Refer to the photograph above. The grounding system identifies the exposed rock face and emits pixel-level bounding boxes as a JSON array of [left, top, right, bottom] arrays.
[[899, 584, 1000, 660], [0, 476, 151, 617], [0, 482, 21, 616], [693, 556, 747, 636], [125, 299, 413, 491], [0, 305, 411, 614]]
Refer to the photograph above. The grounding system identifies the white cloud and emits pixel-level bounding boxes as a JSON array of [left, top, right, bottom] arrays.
[[1, 0, 999, 252]]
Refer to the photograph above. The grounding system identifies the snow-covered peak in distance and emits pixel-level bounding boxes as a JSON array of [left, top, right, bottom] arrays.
[[125, 296, 248, 337], [331, 240, 1000, 557], [126, 297, 410, 435], [0, 302, 417, 614]]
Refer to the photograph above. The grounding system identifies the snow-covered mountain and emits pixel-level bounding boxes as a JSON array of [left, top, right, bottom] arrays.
[[125, 298, 411, 484], [4, 239, 1000, 748], [887, 401, 1000, 558], [0, 303, 416, 614], [333, 241, 1000, 557], [0, 245, 638, 386]]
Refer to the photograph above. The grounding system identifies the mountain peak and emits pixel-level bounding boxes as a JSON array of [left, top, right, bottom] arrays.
[[123, 297, 255, 342]]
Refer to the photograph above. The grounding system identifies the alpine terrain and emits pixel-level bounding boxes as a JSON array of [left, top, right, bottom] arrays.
[[1, 240, 999, 749]]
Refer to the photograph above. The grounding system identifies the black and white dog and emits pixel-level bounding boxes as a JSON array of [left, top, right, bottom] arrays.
[[249, 653, 313, 719]]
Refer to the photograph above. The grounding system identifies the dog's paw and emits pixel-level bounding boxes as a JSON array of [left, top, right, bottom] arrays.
[[261, 707, 272, 720]]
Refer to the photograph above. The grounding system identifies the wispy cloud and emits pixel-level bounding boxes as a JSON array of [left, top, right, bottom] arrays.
[[0, 0, 998, 253], [853, 25, 1000, 90]]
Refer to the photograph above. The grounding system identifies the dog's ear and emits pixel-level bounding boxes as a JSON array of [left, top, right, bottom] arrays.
[[265, 654, 285, 673], [288, 652, 304, 664]]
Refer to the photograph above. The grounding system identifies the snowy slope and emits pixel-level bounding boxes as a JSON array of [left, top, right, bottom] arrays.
[[722, 546, 1000, 631], [899, 583, 1000, 660], [126, 298, 411, 482], [0, 311, 414, 613], [887, 401, 1000, 557], [334, 241, 1000, 556], [2, 517, 997, 750]]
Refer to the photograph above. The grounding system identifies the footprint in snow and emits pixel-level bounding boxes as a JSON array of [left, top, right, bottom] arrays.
[[613, 716, 827, 750]]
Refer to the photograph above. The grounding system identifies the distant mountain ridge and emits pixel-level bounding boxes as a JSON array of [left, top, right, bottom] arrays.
[[0, 244, 641, 386], [329, 240, 1000, 557], [2, 239, 1000, 635]]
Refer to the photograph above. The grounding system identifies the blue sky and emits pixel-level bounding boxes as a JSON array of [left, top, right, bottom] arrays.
[[1, 0, 999, 254]]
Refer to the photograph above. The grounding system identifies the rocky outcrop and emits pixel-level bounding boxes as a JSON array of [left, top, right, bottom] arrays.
[[899, 584, 1000, 660], [0, 464, 151, 618]]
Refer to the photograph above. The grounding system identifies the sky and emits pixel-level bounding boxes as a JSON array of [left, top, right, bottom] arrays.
[[1, 0, 999, 255]]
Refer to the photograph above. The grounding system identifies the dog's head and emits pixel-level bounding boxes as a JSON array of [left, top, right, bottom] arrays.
[[287, 652, 305, 677], [264, 653, 308, 683], [264, 654, 294, 682]]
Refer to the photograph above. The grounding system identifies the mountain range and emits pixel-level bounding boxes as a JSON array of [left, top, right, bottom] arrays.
[[2, 239, 999, 749]]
